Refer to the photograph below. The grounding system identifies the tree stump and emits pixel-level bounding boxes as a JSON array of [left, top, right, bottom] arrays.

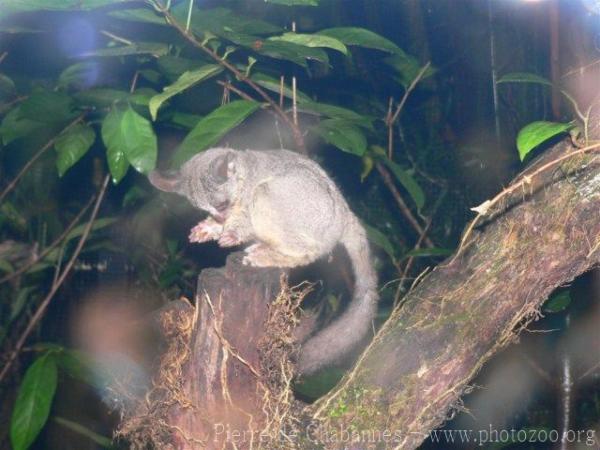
[[117, 252, 297, 449]]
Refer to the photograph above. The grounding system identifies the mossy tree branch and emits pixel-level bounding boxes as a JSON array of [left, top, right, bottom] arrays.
[[308, 134, 600, 449]]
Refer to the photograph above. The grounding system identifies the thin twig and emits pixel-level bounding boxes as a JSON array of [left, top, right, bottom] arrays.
[[100, 30, 133, 46], [279, 75, 284, 108], [390, 62, 431, 125], [0, 95, 28, 115], [185, 0, 194, 32], [0, 52, 8, 65], [0, 175, 110, 384], [386, 97, 394, 159], [0, 196, 95, 285], [394, 214, 435, 306], [216, 80, 256, 103], [0, 114, 86, 205], [376, 162, 434, 247], [150, 2, 306, 152], [292, 76, 298, 127], [129, 71, 140, 93]]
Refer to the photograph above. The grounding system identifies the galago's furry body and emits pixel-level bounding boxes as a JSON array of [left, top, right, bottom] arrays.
[[149, 147, 378, 375]]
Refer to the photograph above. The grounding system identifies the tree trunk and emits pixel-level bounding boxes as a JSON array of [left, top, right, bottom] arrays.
[[307, 135, 600, 448]]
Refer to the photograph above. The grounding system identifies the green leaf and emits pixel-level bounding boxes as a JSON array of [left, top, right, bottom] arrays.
[[516, 121, 574, 161], [83, 42, 169, 58], [544, 290, 571, 313], [382, 159, 425, 210], [157, 56, 208, 80], [106, 145, 129, 183], [0, 73, 16, 99], [65, 217, 117, 243], [0, 201, 27, 231], [129, 88, 158, 107], [148, 65, 223, 120], [74, 88, 129, 108], [169, 112, 203, 129], [402, 247, 453, 259], [109, 8, 166, 25], [360, 154, 374, 181], [138, 69, 162, 84], [54, 124, 96, 177], [298, 100, 374, 130], [1, 0, 128, 18], [269, 32, 347, 55], [10, 353, 58, 450], [497, 72, 553, 87], [55, 349, 99, 388], [384, 54, 435, 89], [57, 62, 99, 89], [54, 417, 112, 448], [10, 286, 36, 322], [101, 106, 157, 177], [173, 100, 260, 166], [101, 110, 129, 183], [312, 119, 367, 156], [250, 72, 311, 102], [219, 32, 327, 67], [264, 0, 319, 5], [20, 91, 75, 124], [318, 27, 401, 53], [181, 7, 282, 36], [363, 223, 395, 260], [0, 107, 44, 145]]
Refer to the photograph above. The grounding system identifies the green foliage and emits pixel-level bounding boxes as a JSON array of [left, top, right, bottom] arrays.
[[384, 53, 435, 88], [250, 73, 311, 102], [149, 65, 223, 120], [381, 158, 425, 211], [402, 247, 453, 259], [318, 27, 402, 53], [312, 119, 367, 156], [54, 124, 96, 177], [101, 105, 157, 182], [543, 290, 571, 313], [10, 353, 58, 450], [364, 223, 396, 260], [497, 72, 553, 87], [173, 100, 261, 166], [264, 0, 319, 5], [516, 121, 574, 161], [268, 32, 348, 55], [53, 417, 113, 448]]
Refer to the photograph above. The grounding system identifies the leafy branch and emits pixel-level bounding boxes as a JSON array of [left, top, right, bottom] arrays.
[[0, 113, 86, 204], [0, 175, 110, 385], [148, 0, 306, 152]]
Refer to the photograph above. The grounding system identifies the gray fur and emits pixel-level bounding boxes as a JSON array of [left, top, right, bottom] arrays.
[[149, 147, 378, 375]]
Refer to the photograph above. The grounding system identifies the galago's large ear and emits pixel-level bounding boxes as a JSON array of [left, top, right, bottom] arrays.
[[210, 152, 236, 184], [148, 169, 183, 193]]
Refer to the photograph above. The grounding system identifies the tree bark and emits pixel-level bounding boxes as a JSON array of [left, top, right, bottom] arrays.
[[117, 253, 290, 449], [307, 135, 600, 449]]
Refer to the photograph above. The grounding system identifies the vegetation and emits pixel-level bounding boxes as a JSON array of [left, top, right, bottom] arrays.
[[0, 1, 598, 449]]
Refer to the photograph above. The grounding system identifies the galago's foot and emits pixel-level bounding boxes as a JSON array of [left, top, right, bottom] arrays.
[[189, 219, 222, 243]]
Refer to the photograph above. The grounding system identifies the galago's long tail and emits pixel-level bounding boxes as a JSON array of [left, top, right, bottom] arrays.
[[297, 216, 378, 375]]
